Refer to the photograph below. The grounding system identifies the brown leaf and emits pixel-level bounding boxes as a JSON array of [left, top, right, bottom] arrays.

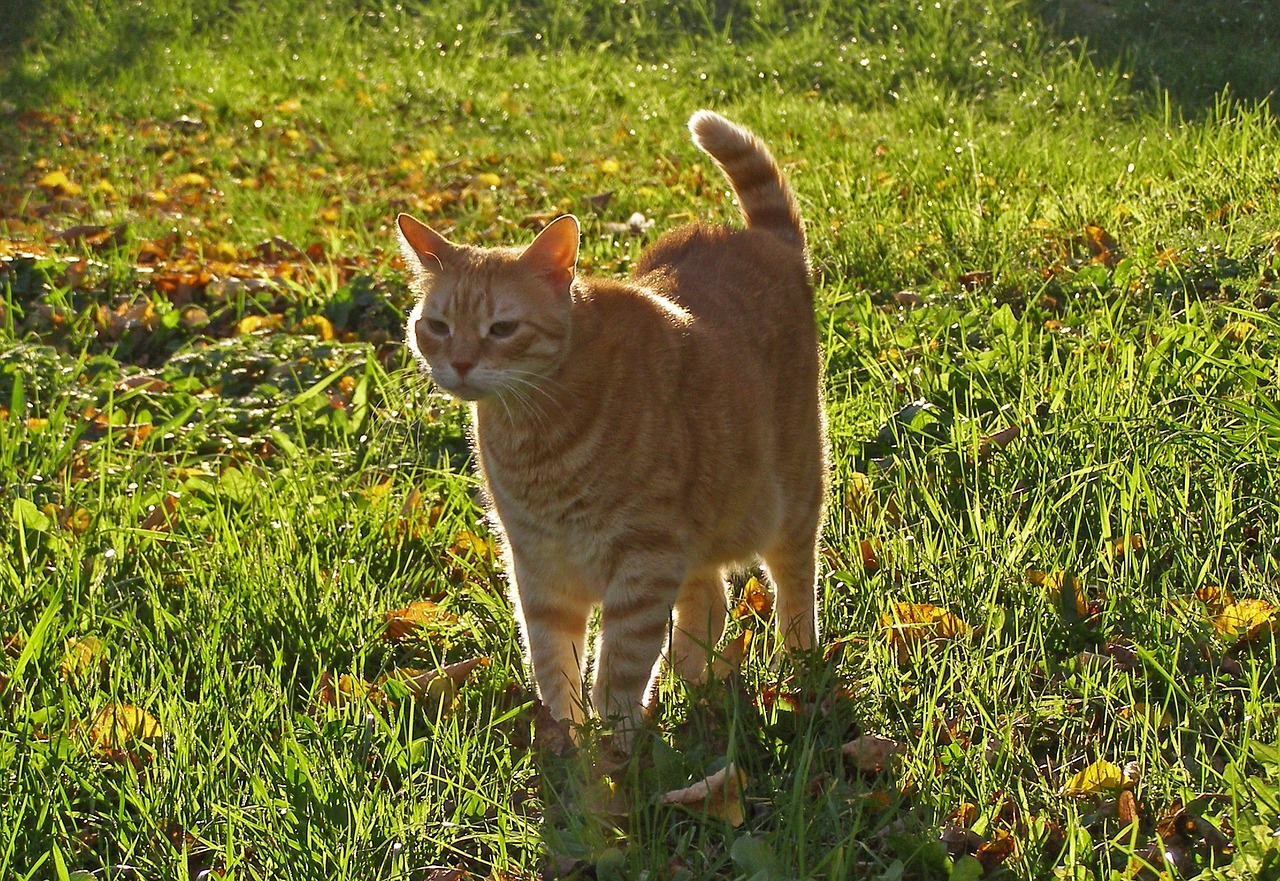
[[1085, 223, 1122, 267], [532, 699, 575, 757], [661, 763, 746, 827], [382, 599, 458, 642], [733, 576, 772, 620], [392, 656, 489, 710], [841, 733, 904, 773], [974, 829, 1016, 872], [140, 492, 181, 531], [977, 422, 1020, 460], [60, 636, 105, 681]]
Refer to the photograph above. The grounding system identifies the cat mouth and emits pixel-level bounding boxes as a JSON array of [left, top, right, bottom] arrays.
[[433, 376, 488, 401]]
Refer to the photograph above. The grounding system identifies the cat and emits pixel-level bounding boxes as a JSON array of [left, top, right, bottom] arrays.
[[397, 110, 827, 740]]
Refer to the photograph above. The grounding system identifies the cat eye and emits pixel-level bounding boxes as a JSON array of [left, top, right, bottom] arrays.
[[424, 318, 451, 337], [488, 320, 519, 339]]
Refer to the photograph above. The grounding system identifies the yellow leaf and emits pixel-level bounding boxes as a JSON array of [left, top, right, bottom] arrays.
[[90, 703, 162, 750], [38, 170, 82, 196], [846, 471, 878, 523], [1059, 759, 1125, 796], [93, 179, 118, 200], [880, 602, 969, 642], [172, 172, 209, 189], [1195, 584, 1235, 613], [1213, 598, 1278, 642], [209, 241, 238, 261], [147, 190, 169, 204], [275, 97, 302, 113], [661, 762, 746, 827], [298, 314, 335, 340], [1111, 533, 1144, 557], [473, 172, 501, 190], [236, 314, 284, 335], [61, 636, 104, 680], [732, 576, 771, 619], [596, 158, 621, 175], [1027, 569, 1087, 616], [1222, 320, 1257, 344], [318, 205, 342, 224], [450, 530, 494, 561]]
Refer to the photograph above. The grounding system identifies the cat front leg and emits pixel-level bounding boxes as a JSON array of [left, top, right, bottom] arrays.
[[764, 540, 820, 651], [668, 567, 729, 682], [509, 549, 593, 725], [592, 571, 683, 741]]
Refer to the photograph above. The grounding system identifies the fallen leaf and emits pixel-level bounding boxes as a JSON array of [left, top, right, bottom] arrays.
[[1212, 598, 1277, 642], [1059, 759, 1126, 796], [140, 493, 181, 531], [977, 423, 1020, 460], [661, 762, 746, 827], [1027, 569, 1087, 617], [392, 656, 489, 710], [1195, 584, 1235, 613], [1084, 224, 1122, 267], [880, 602, 968, 661], [90, 703, 162, 751], [974, 829, 1016, 872], [841, 733, 904, 773], [60, 636, 104, 681], [733, 576, 772, 619], [38, 169, 82, 196], [235, 314, 284, 335], [298, 314, 335, 340], [382, 599, 458, 642], [1111, 533, 1144, 557]]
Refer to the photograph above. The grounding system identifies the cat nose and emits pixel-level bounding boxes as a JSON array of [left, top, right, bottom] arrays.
[[451, 358, 475, 378]]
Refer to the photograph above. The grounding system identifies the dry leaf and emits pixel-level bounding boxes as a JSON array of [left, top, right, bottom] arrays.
[[140, 492, 181, 531], [1059, 759, 1126, 796], [1212, 598, 1277, 642], [392, 656, 489, 710], [733, 576, 772, 619], [974, 829, 1016, 872], [382, 599, 458, 642], [90, 703, 162, 751], [1195, 584, 1236, 613], [661, 762, 746, 827], [1027, 569, 1087, 617], [880, 602, 968, 661], [841, 733, 904, 773], [60, 636, 104, 681], [977, 423, 1020, 460], [1084, 224, 1121, 267], [1111, 533, 1144, 557]]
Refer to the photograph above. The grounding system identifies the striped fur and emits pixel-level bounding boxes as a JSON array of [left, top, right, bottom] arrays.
[[688, 110, 805, 250], [399, 112, 827, 743]]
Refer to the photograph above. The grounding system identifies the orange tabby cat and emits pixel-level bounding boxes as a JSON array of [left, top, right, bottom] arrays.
[[397, 111, 826, 737]]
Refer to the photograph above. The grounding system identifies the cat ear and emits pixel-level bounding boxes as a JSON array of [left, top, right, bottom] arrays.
[[520, 215, 579, 292], [397, 213, 455, 273]]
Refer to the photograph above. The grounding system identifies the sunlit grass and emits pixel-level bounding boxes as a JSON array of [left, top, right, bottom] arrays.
[[3, 0, 1280, 879]]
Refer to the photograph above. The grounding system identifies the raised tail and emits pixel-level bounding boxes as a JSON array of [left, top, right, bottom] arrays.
[[688, 110, 805, 250]]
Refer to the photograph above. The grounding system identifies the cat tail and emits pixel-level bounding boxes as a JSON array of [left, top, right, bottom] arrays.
[[688, 110, 805, 250]]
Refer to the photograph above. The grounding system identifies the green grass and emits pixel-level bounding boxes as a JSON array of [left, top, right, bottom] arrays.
[[3, 1, 1280, 878]]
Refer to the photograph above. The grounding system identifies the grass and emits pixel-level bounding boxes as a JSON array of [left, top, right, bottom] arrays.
[[2, 0, 1280, 878]]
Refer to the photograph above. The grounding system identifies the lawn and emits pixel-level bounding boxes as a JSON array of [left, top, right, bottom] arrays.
[[2, 1, 1280, 879]]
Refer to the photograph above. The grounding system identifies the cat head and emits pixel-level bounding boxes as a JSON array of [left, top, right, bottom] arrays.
[[397, 213, 579, 401]]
